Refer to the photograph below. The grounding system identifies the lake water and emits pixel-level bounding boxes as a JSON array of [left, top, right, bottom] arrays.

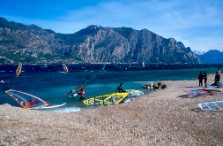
[[0, 67, 218, 112]]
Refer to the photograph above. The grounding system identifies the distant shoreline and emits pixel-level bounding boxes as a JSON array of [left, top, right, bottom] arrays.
[[0, 64, 222, 72]]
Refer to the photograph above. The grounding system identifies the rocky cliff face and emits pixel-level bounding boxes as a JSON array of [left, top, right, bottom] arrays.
[[0, 17, 200, 64]]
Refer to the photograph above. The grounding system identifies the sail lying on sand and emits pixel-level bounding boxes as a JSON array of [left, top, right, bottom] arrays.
[[16, 63, 22, 77], [62, 64, 69, 73], [198, 101, 223, 111], [5, 89, 50, 109], [83, 92, 129, 105]]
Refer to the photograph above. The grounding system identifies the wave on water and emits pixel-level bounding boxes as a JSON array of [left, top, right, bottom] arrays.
[[50, 107, 81, 112], [59, 71, 67, 74]]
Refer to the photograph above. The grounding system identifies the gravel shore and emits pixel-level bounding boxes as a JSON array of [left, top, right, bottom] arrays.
[[1, 74, 223, 146]]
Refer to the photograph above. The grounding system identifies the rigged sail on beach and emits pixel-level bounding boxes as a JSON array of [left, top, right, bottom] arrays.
[[83, 92, 129, 105], [16, 63, 23, 77], [5, 89, 50, 109], [62, 64, 69, 73]]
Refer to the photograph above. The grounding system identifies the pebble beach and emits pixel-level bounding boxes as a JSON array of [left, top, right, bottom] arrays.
[[1, 74, 223, 146]]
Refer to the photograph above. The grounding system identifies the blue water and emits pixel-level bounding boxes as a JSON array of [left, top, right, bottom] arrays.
[[0, 68, 217, 112]]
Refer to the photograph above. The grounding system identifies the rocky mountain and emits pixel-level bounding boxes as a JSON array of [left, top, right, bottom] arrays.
[[0, 17, 200, 64], [198, 50, 223, 64]]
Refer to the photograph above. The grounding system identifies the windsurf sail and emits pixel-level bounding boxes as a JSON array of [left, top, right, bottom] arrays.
[[198, 101, 223, 111], [5, 89, 50, 109], [62, 64, 69, 73], [16, 63, 23, 77], [83, 92, 129, 105]]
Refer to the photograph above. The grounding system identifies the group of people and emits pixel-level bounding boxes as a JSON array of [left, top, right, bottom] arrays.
[[198, 67, 221, 87], [198, 71, 208, 87]]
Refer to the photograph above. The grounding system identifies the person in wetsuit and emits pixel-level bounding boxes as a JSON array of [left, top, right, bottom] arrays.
[[214, 72, 220, 86], [79, 88, 85, 100], [198, 71, 203, 87], [116, 83, 126, 93], [203, 72, 207, 87]]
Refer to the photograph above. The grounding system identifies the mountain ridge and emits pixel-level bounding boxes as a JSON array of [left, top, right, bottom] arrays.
[[198, 50, 223, 64], [0, 17, 200, 65]]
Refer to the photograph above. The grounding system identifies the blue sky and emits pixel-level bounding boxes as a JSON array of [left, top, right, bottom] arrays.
[[1, 0, 223, 52]]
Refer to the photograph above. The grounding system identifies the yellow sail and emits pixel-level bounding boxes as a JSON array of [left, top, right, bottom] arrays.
[[16, 63, 22, 77], [62, 64, 69, 73], [83, 92, 130, 105]]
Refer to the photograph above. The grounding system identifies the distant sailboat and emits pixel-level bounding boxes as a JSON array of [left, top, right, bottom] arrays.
[[102, 64, 106, 71], [62, 64, 69, 73], [16, 63, 22, 77], [142, 62, 145, 67]]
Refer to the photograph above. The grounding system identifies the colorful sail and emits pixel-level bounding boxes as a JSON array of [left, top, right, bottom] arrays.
[[83, 92, 129, 105], [62, 64, 69, 73], [5, 89, 50, 109], [16, 63, 23, 77]]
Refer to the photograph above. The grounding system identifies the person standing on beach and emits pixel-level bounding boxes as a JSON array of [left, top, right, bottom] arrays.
[[214, 72, 220, 86], [198, 71, 203, 87], [203, 72, 207, 87]]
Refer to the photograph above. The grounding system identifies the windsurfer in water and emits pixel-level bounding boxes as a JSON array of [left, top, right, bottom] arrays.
[[74, 85, 85, 100], [79, 88, 85, 100], [67, 84, 86, 100], [116, 83, 126, 93]]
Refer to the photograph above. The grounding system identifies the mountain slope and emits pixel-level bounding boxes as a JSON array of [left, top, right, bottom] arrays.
[[0, 17, 200, 64], [198, 50, 223, 64]]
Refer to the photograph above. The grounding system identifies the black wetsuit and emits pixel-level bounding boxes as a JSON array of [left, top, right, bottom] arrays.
[[198, 72, 203, 87], [117, 85, 125, 92]]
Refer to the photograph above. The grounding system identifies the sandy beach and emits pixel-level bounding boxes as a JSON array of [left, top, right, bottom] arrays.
[[1, 74, 223, 146]]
